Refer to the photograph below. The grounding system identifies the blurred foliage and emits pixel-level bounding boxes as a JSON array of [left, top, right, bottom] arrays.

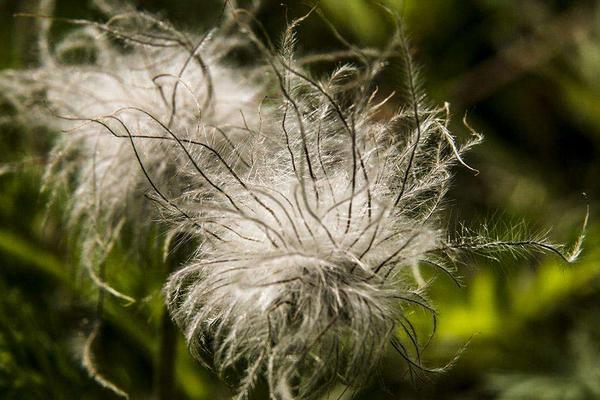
[[1, 0, 600, 399]]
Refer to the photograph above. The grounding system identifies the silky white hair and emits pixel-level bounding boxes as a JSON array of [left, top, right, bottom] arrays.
[[163, 10, 585, 399], [0, 5, 267, 300]]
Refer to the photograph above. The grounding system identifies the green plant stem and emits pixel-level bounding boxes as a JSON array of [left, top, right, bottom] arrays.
[[154, 258, 178, 400], [155, 303, 177, 400]]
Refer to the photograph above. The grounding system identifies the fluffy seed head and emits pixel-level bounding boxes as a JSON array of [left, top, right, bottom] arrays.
[[1, 6, 266, 274], [164, 15, 483, 398]]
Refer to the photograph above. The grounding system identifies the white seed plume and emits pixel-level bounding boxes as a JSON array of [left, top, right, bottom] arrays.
[[162, 12, 586, 399], [163, 16, 470, 399], [0, 6, 266, 294]]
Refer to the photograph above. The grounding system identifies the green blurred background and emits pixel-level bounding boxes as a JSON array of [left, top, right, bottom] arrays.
[[1, 0, 599, 399]]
